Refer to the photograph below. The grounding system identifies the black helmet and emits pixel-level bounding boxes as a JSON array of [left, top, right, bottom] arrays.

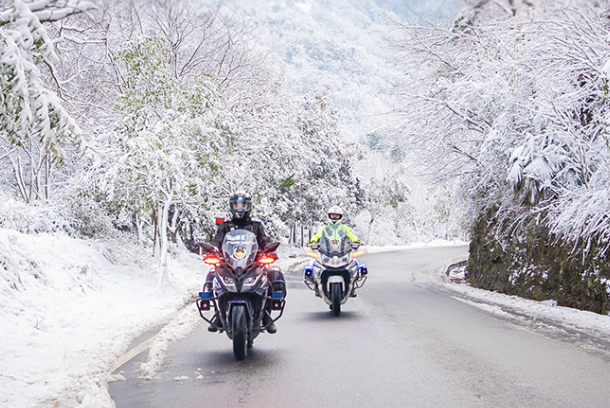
[[229, 192, 252, 220]]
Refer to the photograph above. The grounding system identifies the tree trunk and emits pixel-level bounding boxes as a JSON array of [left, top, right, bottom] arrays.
[[156, 195, 172, 291], [411, 217, 420, 242], [152, 206, 160, 258], [134, 212, 146, 246], [168, 207, 184, 246]]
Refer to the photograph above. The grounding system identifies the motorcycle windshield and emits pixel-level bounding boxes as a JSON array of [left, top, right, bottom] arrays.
[[319, 227, 351, 257], [222, 230, 259, 270]]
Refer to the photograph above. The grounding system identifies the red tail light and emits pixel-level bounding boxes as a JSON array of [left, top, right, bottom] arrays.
[[204, 255, 221, 265], [259, 255, 276, 265]]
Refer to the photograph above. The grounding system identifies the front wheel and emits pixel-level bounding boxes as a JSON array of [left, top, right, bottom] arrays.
[[232, 305, 248, 360], [331, 282, 341, 316]]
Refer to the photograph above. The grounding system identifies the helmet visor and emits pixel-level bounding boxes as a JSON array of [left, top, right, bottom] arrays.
[[329, 213, 342, 220], [232, 202, 249, 211], [229, 194, 252, 218]]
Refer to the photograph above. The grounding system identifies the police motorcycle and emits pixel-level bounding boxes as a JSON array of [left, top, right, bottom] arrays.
[[196, 230, 286, 360], [304, 234, 367, 316]]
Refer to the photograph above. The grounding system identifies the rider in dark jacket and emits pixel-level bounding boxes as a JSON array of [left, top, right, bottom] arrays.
[[205, 192, 285, 333], [211, 212, 271, 251]]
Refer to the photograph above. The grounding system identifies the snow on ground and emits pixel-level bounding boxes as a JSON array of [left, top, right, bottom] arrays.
[[0, 227, 209, 408], [424, 252, 610, 342], [2, 230, 609, 408], [365, 239, 470, 254], [0, 223, 314, 408]]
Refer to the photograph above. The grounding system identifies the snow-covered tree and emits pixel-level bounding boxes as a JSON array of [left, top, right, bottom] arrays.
[[84, 35, 238, 289], [388, 0, 610, 312], [388, 0, 610, 239], [0, 0, 93, 202], [74, 0, 365, 259]]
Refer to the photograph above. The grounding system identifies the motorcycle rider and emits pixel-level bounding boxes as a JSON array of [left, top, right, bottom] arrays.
[[309, 205, 361, 246], [204, 192, 285, 334], [308, 205, 362, 296]]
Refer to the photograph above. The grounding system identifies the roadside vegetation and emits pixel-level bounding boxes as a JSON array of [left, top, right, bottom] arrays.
[[388, 0, 610, 313]]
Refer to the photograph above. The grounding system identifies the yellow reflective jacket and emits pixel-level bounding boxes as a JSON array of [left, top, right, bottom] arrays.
[[309, 223, 361, 245]]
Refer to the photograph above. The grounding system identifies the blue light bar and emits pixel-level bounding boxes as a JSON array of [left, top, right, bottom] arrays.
[[198, 292, 212, 298], [271, 291, 284, 298], [358, 263, 368, 275]]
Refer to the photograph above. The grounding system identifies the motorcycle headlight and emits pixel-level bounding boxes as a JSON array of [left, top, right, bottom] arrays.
[[329, 255, 349, 268], [223, 276, 237, 291], [243, 276, 255, 287], [243, 274, 264, 290]]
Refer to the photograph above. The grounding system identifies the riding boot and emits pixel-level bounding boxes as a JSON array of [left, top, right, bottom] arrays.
[[208, 314, 220, 332], [263, 311, 277, 334]]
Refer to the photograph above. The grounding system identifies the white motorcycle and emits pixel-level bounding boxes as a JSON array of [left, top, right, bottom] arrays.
[[303, 235, 367, 316]]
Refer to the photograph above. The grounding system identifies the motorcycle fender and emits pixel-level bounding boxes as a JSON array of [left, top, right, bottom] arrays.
[[327, 276, 344, 284], [226, 301, 253, 340]]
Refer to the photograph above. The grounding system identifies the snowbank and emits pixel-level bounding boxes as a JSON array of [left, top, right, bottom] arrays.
[[365, 239, 470, 254], [0, 228, 208, 408], [425, 254, 610, 339]]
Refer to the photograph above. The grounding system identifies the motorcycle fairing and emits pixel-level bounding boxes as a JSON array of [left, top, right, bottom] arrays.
[[318, 227, 351, 257], [222, 230, 259, 270]]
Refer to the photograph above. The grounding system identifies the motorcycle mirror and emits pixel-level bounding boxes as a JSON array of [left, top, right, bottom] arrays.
[[199, 242, 218, 253], [351, 242, 361, 250], [310, 243, 320, 250], [265, 242, 280, 252]]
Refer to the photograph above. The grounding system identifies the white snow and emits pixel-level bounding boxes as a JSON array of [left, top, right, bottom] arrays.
[[0, 226, 209, 408], [0, 214, 316, 408], [365, 239, 470, 253], [602, 58, 610, 77], [427, 253, 610, 343], [2, 0, 610, 406]]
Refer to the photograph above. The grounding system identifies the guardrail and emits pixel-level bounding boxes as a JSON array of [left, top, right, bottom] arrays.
[[445, 260, 467, 276]]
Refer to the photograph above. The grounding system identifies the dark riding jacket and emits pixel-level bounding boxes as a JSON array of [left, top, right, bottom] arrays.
[[211, 216, 271, 251]]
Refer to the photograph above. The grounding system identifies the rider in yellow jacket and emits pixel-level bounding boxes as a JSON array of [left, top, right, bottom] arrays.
[[308, 205, 363, 296], [309, 205, 361, 245]]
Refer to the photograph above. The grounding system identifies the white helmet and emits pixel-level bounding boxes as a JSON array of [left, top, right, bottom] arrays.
[[327, 205, 343, 224]]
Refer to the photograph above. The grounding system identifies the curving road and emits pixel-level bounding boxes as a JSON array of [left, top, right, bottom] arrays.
[[109, 246, 610, 407]]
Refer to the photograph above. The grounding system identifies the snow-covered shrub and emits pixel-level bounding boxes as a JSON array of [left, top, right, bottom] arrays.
[[0, 191, 69, 234]]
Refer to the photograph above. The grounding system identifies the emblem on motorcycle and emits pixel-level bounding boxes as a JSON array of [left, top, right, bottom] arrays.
[[331, 240, 339, 248], [233, 246, 246, 259]]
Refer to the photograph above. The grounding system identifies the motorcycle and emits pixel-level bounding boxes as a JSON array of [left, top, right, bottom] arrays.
[[303, 235, 367, 316], [196, 230, 286, 360]]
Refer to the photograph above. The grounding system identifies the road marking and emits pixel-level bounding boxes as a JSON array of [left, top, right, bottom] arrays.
[[111, 334, 159, 373]]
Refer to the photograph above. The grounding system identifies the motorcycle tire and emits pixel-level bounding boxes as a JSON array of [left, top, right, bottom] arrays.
[[232, 305, 248, 360], [331, 282, 341, 316]]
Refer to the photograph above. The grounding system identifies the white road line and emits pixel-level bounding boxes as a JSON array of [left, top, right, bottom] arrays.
[[111, 334, 159, 373]]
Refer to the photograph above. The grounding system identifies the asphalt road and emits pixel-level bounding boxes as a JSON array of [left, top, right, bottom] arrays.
[[109, 246, 610, 407]]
